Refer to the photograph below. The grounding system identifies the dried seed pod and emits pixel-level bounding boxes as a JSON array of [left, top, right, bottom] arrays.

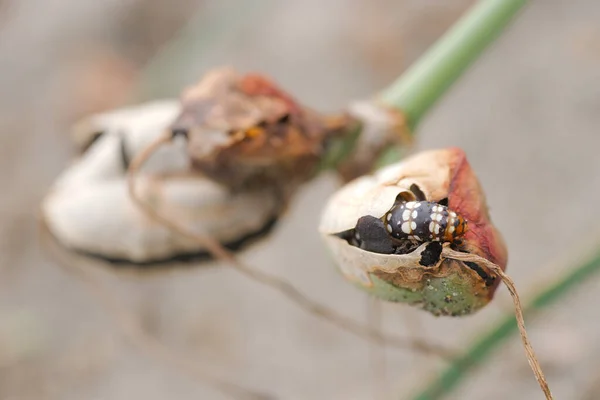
[[319, 147, 507, 316], [70, 100, 180, 155], [42, 101, 283, 266], [171, 67, 349, 193]]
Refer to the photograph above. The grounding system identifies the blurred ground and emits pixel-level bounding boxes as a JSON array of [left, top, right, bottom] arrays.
[[2, 0, 600, 399]]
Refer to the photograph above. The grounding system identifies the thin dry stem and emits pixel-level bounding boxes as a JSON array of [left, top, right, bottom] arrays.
[[127, 135, 458, 360], [39, 220, 271, 400], [442, 247, 553, 400]]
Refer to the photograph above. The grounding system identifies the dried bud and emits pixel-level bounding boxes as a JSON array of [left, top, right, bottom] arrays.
[[319, 147, 507, 316], [171, 67, 348, 193]]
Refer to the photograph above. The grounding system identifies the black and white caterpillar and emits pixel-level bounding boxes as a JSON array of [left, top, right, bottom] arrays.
[[349, 200, 468, 258], [383, 201, 467, 242]]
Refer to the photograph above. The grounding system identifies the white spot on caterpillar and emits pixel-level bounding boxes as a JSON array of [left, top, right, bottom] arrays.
[[402, 210, 411, 220], [447, 214, 455, 226], [386, 213, 391, 221], [434, 224, 441, 235], [435, 214, 443, 222], [401, 221, 411, 234], [448, 225, 455, 234], [411, 210, 418, 218], [411, 221, 417, 230], [386, 223, 393, 233], [429, 221, 435, 232], [405, 201, 419, 209]]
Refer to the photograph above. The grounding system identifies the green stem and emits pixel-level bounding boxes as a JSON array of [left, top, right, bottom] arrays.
[[411, 248, 600, 400], [380, 0, 528, 130]]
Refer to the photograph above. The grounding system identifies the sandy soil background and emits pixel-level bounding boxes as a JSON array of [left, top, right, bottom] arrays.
[[1, 0, 600, 399]]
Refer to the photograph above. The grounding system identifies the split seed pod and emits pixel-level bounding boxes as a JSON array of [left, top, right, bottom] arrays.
[[42, 101, 283, 266], [319, 148, 507, 316]]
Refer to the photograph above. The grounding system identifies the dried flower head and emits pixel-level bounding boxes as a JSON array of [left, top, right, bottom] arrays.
[[171, 67, 348, 193]]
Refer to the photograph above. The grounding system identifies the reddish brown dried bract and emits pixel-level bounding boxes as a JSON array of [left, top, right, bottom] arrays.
[[238, 74, 301, 116], [444, 147, 508, 292], [171, 67, 348, 193]]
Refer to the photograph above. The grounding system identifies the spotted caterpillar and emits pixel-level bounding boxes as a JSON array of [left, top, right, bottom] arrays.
[[384, 201, 467, 243]]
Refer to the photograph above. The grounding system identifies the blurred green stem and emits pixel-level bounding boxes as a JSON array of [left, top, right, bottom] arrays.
[[380, 0, 527, 130], [412, 247, 600, 400]]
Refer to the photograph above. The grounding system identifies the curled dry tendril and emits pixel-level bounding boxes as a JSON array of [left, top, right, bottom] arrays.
[[127, 134, 459, 361], [442, 247, 553, 400]]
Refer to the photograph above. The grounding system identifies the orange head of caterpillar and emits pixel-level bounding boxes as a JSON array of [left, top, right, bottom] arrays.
[[442, 210, 467, 243]]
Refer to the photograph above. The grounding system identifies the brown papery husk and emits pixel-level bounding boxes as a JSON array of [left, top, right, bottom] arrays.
[[171, 67, 350, 193]]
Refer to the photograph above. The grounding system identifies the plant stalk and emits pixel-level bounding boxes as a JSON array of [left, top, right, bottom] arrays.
[[380, 0, 528, 130]]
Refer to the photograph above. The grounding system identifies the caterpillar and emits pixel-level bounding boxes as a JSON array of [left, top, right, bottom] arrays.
[[383, 201, 467, 243]]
